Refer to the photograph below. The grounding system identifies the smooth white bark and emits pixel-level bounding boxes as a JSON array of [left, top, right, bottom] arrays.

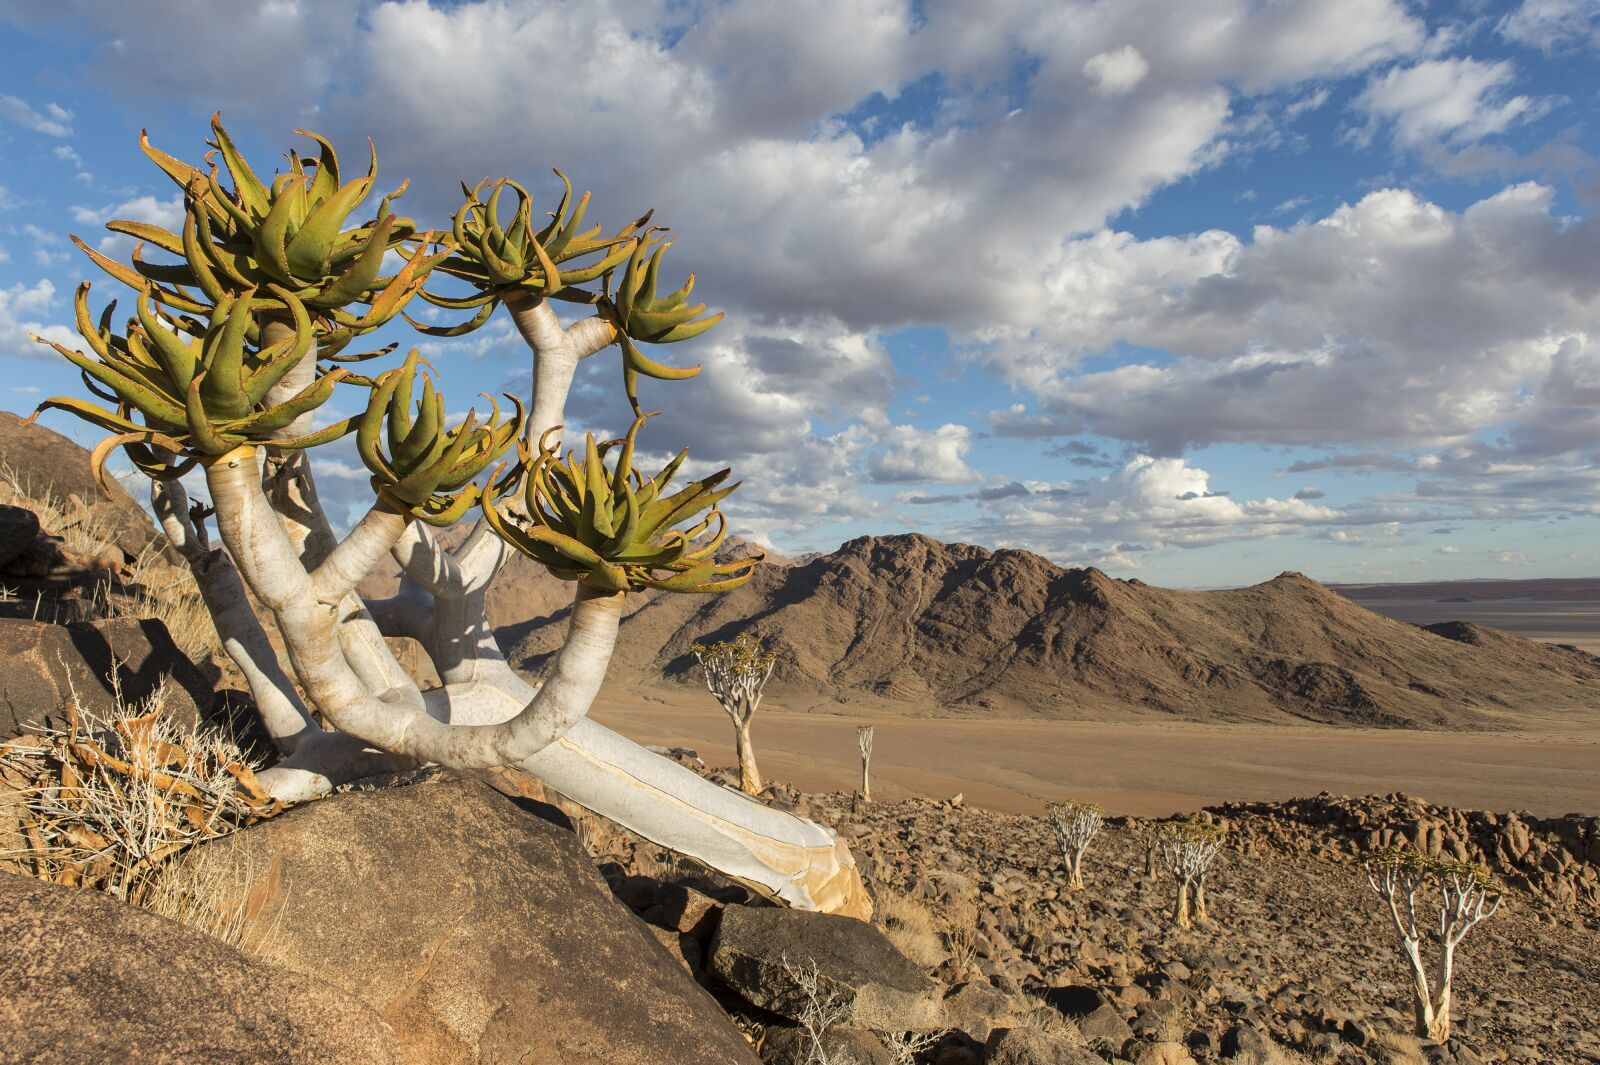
[[205, 447, 627, 769], [421, 671, 870, 916]]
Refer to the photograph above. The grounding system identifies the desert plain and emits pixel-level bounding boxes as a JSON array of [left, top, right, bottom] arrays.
[[592, 683, 1600, 819]]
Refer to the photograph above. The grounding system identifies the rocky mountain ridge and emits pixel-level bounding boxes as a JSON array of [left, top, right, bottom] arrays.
[[480, 532, 1600, 729]]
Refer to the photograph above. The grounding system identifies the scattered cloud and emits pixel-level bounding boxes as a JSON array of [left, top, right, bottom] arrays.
[[1082, 46, 1149, 96], [1497, 0, 1600, 53], [1354, 58, 1541, 150], [980, 185, 1600, 459], [0, 94, 72, 137], [0, 279, 75, 360], [869, 424, 978, 484]]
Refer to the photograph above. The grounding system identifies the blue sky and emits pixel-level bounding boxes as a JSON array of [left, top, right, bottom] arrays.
[[1, 0, 1598, 587]]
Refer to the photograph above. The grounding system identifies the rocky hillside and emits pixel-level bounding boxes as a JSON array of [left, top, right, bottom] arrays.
[[479, 532, 1600, 729], [560, 754, 1600, 1065]]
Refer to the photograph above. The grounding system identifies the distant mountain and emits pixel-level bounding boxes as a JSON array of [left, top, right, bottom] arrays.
[[480, 533, 1600, 730], [1332, 577, 1600, 602]]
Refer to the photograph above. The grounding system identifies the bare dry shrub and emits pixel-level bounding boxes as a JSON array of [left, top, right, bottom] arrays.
[[0, 682, 280, 903], [875, 890, 947, 970], [939, 895, 981, 981], [878, 1029, 941, 1065], [782, 956, 863, 1065]]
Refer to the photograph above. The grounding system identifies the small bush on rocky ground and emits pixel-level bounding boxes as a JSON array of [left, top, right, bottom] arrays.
[[0, 684, 279, 906]]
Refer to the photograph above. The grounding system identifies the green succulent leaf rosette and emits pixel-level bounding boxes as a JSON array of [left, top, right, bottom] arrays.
[[29, 281, 351, 489], [481, 415, 759, 594], [355, 351, 524, 526], [73, 113, 447, 354], [599, 229, 725, 412], [413, 174, 723, 413], [412, 172, 644, 326]]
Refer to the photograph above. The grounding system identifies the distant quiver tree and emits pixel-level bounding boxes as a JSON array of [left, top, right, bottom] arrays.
[[691, 632, 776, 795], [1363, 848, 1502, 1042], [857, 725, 874, 803], [22, 114, 869, 918], [1048, 801, 1103, 890], [1160, 819, 1224, 929]]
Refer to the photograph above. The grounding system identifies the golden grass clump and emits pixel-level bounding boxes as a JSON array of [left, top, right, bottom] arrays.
[[142, 842, 288, 956], [874, 890, 948, 970]]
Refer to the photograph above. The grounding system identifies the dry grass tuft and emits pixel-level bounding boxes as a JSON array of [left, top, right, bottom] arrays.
[[938, 895, 982, 982], [1368, 1032, 1428, 1065], [874, 890, 948, 970], [143, 842, 288, 956], [1018, 1007, 1079, 1036], [101, 551, 219, 661], [0, 681, 281, 903]]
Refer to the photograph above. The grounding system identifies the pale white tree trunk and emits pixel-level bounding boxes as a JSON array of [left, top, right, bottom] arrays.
[[730, 705, 762, 795], [419, 667, 869, 916], [1172, 877, 1192, 930], [857, 726, 873, 803], [172, 286, 872, 918]]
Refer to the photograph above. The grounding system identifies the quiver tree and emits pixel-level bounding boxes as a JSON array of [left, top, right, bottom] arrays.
[[25, 115, 870, 919], [1131, 818, 1160, 879], [1159, 819, 1223, 929], [1048, 801, 1103, 890], [690, 632, 776, 795], [857, 725, 874, 803], [1362, 848, 1502, 1043]]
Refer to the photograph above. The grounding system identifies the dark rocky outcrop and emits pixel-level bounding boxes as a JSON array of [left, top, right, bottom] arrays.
[[0, 870, 402, 1065], [710, 905, 945, 1030], [0, 411, 158, 561], [170, 770, 760, 1065], [0, 617, 209, 741]]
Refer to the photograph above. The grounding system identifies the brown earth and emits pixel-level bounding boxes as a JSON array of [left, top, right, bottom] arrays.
[[372, 532, 1600, 731], [586, 688, 1600, 820]]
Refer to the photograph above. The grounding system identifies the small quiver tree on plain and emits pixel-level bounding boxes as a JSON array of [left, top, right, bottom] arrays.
[[19, 114, 871, 919], [1047, 800, 1103, 890], [690, 632, 777, 796], [1159, 818, 1224, 929], [857, 725, 874, 803], [1362, 848, 1503, 1043]]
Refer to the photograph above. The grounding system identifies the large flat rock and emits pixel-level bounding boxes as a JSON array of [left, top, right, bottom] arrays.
[[173, 770, 760, 1065], [0, 871, 402, 1064]]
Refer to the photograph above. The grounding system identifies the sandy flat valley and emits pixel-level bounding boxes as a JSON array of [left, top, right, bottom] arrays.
[[1356, 597, 1600, 653], [592, 685, 1600, 820]]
